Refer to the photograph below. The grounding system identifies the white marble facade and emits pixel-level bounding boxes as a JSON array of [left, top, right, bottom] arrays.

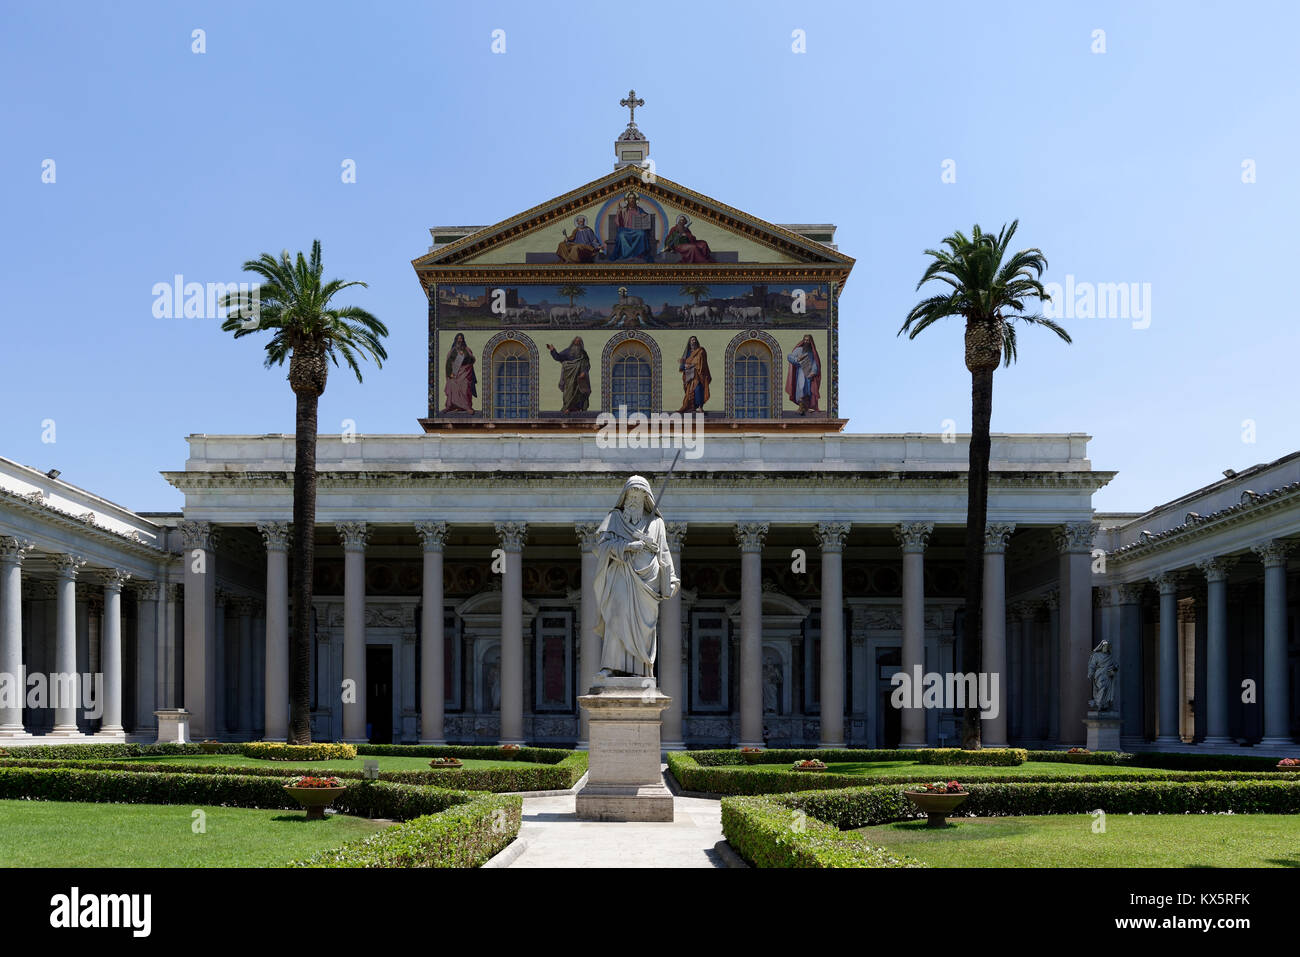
[[2, 439, 1296, 751]]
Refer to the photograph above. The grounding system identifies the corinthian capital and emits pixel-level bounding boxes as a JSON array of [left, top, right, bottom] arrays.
[[52, 554, 86, 580], [495, 521, 528, 552], [1252, 540, 1293, 568], [1196, 556, 1237, 583], [664, 522, 688, 552], [101, 569, 132, 592], [815, 521, 851, 553], [335, 521, 370, 551], [256, 521, 291, 552], [0, 537, 35, 565], [575, 522, 601, 551], [415, 521, 449, 551], [893, 521, 934, 553], [179, 520, 213, 551], [984, 522, 1016, 554], [734, 522, 769, 553], [1053, 521, 1099, 554]]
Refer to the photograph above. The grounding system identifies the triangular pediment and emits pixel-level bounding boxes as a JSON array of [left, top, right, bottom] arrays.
[[412, 166, 853, 273]]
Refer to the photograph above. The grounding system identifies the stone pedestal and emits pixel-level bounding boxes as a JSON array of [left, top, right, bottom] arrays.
[[155, 708, 192, 744], [1083, 710, 1121, 752], [576, 677, 674, 822]]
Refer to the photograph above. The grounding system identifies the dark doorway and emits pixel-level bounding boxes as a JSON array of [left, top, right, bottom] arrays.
[[877, 646, 902, 748], [366, 646, 393, 744]]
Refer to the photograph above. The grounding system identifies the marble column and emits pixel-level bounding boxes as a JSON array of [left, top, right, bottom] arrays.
[[252, 607, 265, 736], [735, 522, 769, 748], [236, 598, 254, 737], [816, 521, 850, 748], [336, 522, 369, 743], [416, 521, 448, 744], [1044, 589, 1061, 742], [159, 582, 181, 710], [895, 521, 934, 749], [1153, 572, 1181, 744], [51, 554, 85, 735], [979, 523, 1014, 747], [132, 582, 159, 734], [660, 522, 688, 750], [1017, 601, 1039, 739], [496, 522, 527, 745], [256, 522, 290, 740], [1054, 522, 1097, 746], [574, 522, 601, 749], [214, 589, 228, 736], [1254, 541, 1293, 746], [0, 537, 34, 736], [96, 569, 130, 737], [180, 520, 217, 739], [1006, 603, 1023, 741], [1115, 583, 1145, 740], [1196, 558, 1234, 745]]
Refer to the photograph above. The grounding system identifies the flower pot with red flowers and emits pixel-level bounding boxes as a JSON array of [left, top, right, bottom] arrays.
[[430, 757, 463, 768], [792, 759, 827, 772], [740, 747, 765, 764], [903, 781, 969, 827], [1067, 747, 1090, 754], [283, 775, 347, 820], [500, 744, 522, 761], [199, 739, 221, 754], [1277, 758, 1300, 771]]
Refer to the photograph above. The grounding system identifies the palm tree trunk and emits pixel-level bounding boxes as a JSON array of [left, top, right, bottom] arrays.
[[961, 367, 995, 748], [288, 388, 318, 744]]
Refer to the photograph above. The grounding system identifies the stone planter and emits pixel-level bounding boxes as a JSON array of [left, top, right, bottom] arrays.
[[1276, 762, 1300, 772], [792, 763, 826, 772], [904, 790, 969, 827], [199, 740, 221, 754], [283, 785, 346, 820], [430, 758, 463, 768], [741, 751, 765, 764]]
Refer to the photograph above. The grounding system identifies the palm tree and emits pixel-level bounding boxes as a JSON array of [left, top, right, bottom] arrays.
[[557, 283, 586, 310], [679, 283, 710, 303], [899, 220, 1069, 749], [221, 240, 388, 744]]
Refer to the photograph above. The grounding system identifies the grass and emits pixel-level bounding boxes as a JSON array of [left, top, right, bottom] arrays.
[[104, 754, 542, 772], [854, 814, 1300, 867], [0, 799, 389, 867]]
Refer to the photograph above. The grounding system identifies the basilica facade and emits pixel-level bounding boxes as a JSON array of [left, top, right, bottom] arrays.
[[1, 111, 1296, 752]]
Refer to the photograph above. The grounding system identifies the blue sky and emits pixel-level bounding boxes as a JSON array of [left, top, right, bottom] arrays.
[[2, 0, 1295, 513]]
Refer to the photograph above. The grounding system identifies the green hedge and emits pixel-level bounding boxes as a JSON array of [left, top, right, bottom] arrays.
[[0, 766, 521, 867], [721, 779, 1300, 866], [292, 794, 522, 868], [242, 742, 357, 761], [0, 743, 244, 760], [668, 752, 1299, 796], [720, 795, 924, 868], [1026, 750, 1294, 771], [0, 752, 588, 793], [917, 748, 1026, 766]]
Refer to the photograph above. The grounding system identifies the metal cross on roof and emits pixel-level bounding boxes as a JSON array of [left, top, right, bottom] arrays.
[[620, 89, 645, 125]]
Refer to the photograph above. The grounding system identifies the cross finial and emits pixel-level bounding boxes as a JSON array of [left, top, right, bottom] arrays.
[[620, 89, 645, 125]]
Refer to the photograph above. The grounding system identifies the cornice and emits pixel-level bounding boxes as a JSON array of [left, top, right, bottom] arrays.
[[0, 486, 170, 560], [1108, 480, 1300, 563]]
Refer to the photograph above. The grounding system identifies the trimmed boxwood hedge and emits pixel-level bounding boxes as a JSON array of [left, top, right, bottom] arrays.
[[0, 752, 588, 793], [242, 741, 357, 761], [0, 742, 245, 760], [292, 794, 521, 868], [668, 751, 1299, 796], [0, 766, 522, 867], [684, 747, 1025, 768], [722, 779, 1300, 866], [1026, 750, 1294, 771], [916, 748, 1027, 766], [720, 795, 924, 868]]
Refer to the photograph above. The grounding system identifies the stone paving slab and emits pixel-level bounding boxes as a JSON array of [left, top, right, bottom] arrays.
[[505, 791, 734, 868]]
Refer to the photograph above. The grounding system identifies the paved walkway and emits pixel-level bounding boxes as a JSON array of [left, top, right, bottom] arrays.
[[503, 785, 733, 868]]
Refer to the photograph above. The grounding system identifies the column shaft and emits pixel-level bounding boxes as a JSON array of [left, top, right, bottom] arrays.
[[735, 522, 768, 748], [817, 523, 848, 748], [659, 523, 686, 749], [259, 523, 290, 741], [52, 556, 83, 735], [1055, 523, 1097, 745], [338, 522, 369, 743], [181, 521, 217, 739], [0, 539, 32, 736], [1256, 543, 1292, 745], [981, 524, 1013, 747], [576, 524, 600, 749], [1198, 562, 1231, 744], [896, 522, 933, 749], [416, 522, 447, 744], [1155, 575, 1181, 743], [497, 522, 526, 745]]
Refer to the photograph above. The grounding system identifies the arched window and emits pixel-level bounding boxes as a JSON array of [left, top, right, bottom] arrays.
[[610, 340, 653, 416], [725, 331, 782, 419], [492, 340, 530, 418], [733, 340, 772, 418]]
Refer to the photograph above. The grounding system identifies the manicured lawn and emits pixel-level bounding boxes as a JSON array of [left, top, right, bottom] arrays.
[[855, 814, 1300, 867], [105, 754, 544, 772], [0, 800, 390, 867]]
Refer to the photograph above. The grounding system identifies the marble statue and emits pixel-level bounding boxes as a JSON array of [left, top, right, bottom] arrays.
[[593, 475, 680, 679], [1087, 639, 1119, 711]]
